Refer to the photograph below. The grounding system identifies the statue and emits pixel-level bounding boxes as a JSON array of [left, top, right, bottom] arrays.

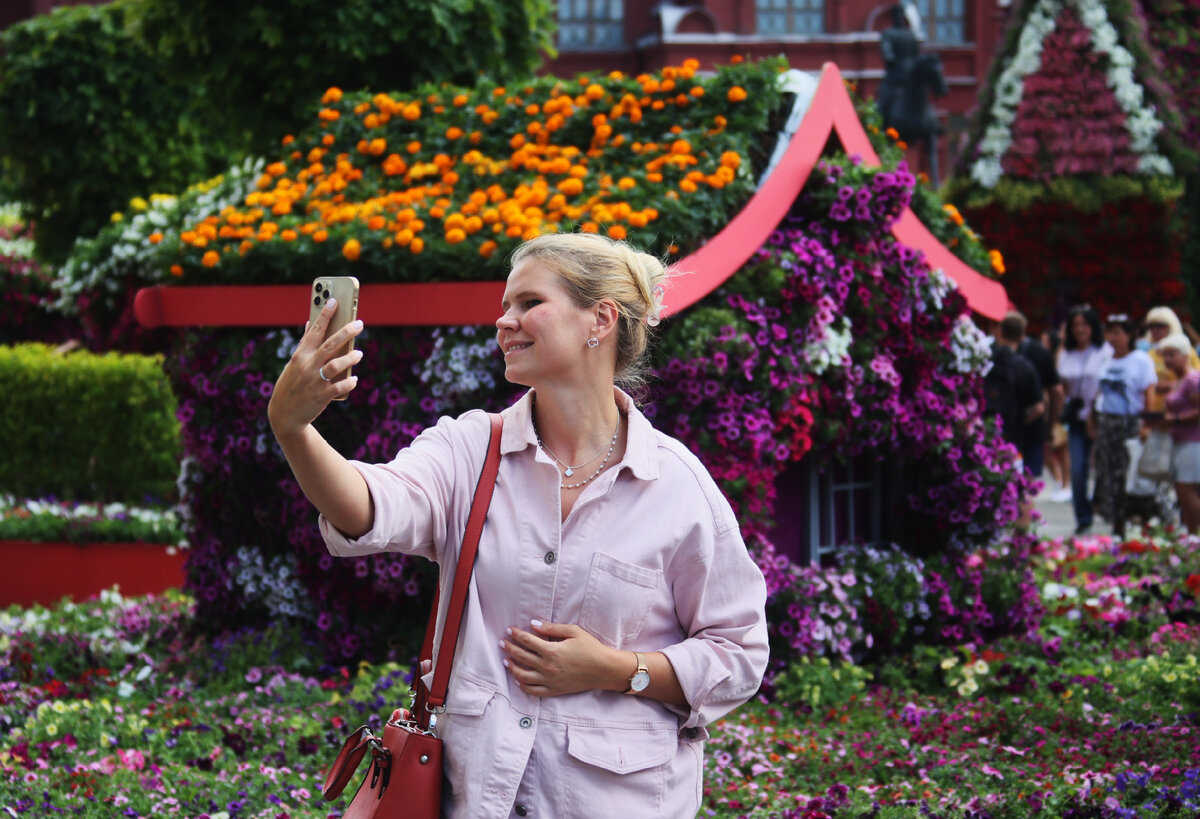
[[875, 4, 948, 186]]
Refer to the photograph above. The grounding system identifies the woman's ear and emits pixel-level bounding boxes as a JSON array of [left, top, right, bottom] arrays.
[[593, 299, 620, 342]]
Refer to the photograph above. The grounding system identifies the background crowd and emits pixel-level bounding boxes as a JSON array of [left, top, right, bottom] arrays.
[[987, 304, 1200, 537]]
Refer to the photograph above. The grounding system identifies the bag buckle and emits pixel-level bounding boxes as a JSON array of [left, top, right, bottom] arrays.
[[364, 730, 392, 799]]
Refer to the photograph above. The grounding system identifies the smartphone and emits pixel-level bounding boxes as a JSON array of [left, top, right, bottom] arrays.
[[309, 276, 360, 399]]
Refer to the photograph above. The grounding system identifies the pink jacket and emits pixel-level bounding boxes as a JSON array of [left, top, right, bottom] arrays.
[[322, 388, 769, 818]]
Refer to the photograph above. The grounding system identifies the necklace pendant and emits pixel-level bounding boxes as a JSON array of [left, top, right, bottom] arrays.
[[563, 467, 574, 477]]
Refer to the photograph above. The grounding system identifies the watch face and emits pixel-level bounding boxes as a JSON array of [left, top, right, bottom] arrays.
[[631, 670, 651, 692]]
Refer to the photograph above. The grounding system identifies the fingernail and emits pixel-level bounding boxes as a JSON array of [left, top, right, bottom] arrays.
[[530, 619, 543, 628], [498, 639, 506, 649], [353, 349, 364, 361], [350, 319, 363, 330], [326, 298, 337, 308], [505, 627, 512, 636], [502, 658, 509, 668]]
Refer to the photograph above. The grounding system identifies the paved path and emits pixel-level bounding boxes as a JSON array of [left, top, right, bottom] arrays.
[[1027, 479, 1119, 541]]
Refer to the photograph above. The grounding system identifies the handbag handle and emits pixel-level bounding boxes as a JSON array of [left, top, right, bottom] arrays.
[[322, 725, 388, 801], [413, 412, 503, 728]]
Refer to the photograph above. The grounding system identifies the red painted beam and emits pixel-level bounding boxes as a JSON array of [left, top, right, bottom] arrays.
[[3, 540, 186, 608]]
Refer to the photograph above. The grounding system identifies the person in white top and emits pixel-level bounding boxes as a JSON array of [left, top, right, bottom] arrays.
[[1089, 313, 1157, 538], [1056, 305, 1112, 534]]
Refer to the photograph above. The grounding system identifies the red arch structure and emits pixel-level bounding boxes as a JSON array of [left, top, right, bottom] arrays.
[[134, 63, 1008, 329]]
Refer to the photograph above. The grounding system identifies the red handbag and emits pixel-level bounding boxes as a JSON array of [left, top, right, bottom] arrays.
[[322, 412, 503, 818]]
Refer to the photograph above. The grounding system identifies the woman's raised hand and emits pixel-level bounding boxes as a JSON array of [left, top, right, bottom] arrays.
[[268, 298, 364, 440]]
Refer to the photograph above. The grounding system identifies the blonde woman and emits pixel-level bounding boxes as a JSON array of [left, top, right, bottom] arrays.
[[268, 232, 769, 818], [1158, 333, 1200, 532]]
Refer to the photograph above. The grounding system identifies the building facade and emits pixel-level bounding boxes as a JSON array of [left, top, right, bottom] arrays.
[[545, 0, 1014, 182]]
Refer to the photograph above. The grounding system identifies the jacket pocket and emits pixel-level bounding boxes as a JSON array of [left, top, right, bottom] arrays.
[[563, 723, 679, 817], [565, 723, 676, 774], [577, 552, 661, 648], [442, 671, 498, 717]]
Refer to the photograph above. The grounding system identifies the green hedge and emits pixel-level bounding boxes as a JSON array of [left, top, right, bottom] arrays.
[[0, 344, 180, 502]]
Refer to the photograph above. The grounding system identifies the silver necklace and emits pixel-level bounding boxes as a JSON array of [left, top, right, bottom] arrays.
[[535, 416, 621, 489]]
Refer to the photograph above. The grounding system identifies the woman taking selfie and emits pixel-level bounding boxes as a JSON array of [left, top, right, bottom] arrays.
[[1057, 305, 1111, 535], [268, 232, 769, 818]]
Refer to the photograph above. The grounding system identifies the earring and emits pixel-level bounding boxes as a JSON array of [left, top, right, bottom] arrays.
[[587, 337, 599, 348]]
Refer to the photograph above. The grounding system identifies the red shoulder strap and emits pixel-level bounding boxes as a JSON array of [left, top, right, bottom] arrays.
[[414, 412, 502, 727]]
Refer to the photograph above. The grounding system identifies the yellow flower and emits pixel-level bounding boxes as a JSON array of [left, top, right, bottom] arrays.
[[111, 212, 124, 223], [342, 239, 362, 261], [989, 249, 1005, 275], [45, 723, 58, 736], [940, 657, 958, 670], [130, 196, 149, 211]]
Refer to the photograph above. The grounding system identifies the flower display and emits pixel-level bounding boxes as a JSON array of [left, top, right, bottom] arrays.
[[967, 0, 1174, 188], [4, 525, 1199, 816]]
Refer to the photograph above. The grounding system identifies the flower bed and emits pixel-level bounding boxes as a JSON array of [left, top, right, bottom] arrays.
[[3, 527, 1198, 817]]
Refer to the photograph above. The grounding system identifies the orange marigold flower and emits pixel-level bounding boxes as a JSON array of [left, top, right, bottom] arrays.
[[580, 221, 599, 234], [170, 264, 184, 277], [453, 94, 469, 107], [720, 151, 741, 169], [446, 126, 464, 140], [281, 229, 298, 242], [680, 179, 698, 193], [617, 177, 636, 191], [318, 108, 340, 121], [148, 232, 163, 245], [201, 250, 220, 267], [670, 139, 691, 155], [730, 54, 744, 64], [410, 237, 425, 253], [886, 127, 900, 140], [402, 104, 421, 121], [585, 84, 605, 100], [312, 230, 328, 243], [266, 162, 287, 176], [367, 215, 386, 231], [990, 249, 1006, 275], [445, 228, 467, 244], [727, 86, 747, 102], [479, 239, 498, 258], [342, 238, 361, 261], [690, 86, 705, 98], [322, 134, 336, 146], [322, 87, 343, 104], [607, 224, 627, 240], [557, 178, 584, 196], [369, 138, 387, 155], [407, 141, 421, 154]]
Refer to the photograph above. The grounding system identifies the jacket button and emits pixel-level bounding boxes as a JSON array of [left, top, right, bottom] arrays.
[[544, 551, 556, 565], [684, 727, 699, 739], [518, 716, 533, 729], [515, 807, 528, 817]]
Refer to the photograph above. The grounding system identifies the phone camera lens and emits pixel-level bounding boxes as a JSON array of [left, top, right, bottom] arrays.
[[313, 296, 321, 306], [323, 289, 332, 300], [314, 283, 322, 293]]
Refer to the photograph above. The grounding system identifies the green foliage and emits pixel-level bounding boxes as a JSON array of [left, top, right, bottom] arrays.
[[0, 0, 556, 264], [943, 173, 1186, 213], [0, 1, 230, 264], [769, 655, 872, 711], [0, 344, 180, 502], [137, 0, 555, 159]]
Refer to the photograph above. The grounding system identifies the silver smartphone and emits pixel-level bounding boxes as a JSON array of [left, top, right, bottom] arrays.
[[309, 276, 360, 399]]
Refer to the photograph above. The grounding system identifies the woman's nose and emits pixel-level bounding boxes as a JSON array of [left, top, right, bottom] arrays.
[[496, 309, 517, 330]]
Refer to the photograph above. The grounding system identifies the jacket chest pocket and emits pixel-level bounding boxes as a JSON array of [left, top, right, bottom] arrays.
[[577, 552, 661, 648]]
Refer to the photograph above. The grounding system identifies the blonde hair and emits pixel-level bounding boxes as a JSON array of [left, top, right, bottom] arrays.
[[510, 232, 668, 388], [1157, 332, 1193, 357], [1145, 306, 1184, 336]]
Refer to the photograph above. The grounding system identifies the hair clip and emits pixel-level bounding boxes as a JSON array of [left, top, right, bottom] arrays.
[[647, 284, 666, 327]]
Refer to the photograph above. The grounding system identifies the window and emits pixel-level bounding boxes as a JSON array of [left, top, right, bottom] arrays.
[[557, 0, 624, 51], [756, 0, 825, 35], [915, 0, 966, 44], [772, 455, 889, 565]]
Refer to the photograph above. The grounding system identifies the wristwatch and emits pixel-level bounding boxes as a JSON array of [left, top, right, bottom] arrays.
[[624, 652, 650, 694]]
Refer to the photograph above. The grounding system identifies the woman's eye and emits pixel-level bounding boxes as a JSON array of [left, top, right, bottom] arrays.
[[525, 299, 541, 309]]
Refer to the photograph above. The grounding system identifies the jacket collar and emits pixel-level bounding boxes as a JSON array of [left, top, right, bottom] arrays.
[[499, 388, 659, 481]]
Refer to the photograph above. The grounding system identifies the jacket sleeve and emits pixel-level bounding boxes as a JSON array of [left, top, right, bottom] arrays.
[[319, 412, 485, 562], [658, 504, 769, 731]]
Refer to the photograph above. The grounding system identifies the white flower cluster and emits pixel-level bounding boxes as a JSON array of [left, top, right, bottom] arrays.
[[914, 267, 956, 314], [0, 493, 183, 542], [417, 326, 501, 413], [803, 316, 853, 375], [970, 0, 1172, 188], [52, 157, 265, 316], [948, 315, 995, 375], [231, 545, 313, 622], [0, 203, 35, 260]]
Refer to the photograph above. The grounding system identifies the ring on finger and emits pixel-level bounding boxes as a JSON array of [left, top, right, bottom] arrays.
[[318, 365, 331, 382]]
